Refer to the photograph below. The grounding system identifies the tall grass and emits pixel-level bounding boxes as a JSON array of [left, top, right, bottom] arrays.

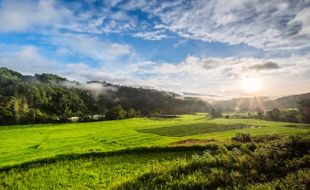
[[116, 135, 310, 190]]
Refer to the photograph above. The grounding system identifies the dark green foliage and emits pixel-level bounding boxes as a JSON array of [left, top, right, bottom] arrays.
[[265, 108, 282, 121], [298, 98, 310, 123], [116, 134, 310, 190], [138, 123, 258, 137], [0, 68, 211, 125], [256, 107, 264, 119], [209, 108, 222, 118], [282, 109, 302, 123], [34, 73, 66, 83], [231, 132, 252, 142], [97, 85, 211, 115], [126, 108, 140, 118], [105, 104, 126, 120], [255, 107, 305, 123]]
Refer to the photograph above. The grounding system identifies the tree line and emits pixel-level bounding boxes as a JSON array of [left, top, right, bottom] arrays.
[[255, 99, 310, 123], [220, 100, 310, 123], [0, 68, 211, 125], [209, 100, 310, 124]]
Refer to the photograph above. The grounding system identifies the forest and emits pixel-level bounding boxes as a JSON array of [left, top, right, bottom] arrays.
[[0, 67, 211, 125]]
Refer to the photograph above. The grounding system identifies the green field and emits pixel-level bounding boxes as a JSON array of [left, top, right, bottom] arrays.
[[0, 150, 198, 189], [0, 114, 310, 189]]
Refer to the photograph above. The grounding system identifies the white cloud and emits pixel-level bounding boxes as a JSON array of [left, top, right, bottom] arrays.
[[289, 7, 310, 36], [0, 0, 72, 32], [2, 0, 308, 54], [124, 0, 310, 51], [130, 54, 310, 96], [0, 44, 309, 97], [0, 45, 61, 74], [1, 0, 309, 53], [0, 0, 309, 97], [0, 44, 136, 84], [133, 30, 169, 40], [50, 34, 133, 62], [64, 63, 133, 83]]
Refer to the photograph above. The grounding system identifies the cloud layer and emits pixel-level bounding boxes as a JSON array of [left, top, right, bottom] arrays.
[[133, 0, 310, 51], [0, 0, 71, 32], [1, 44, 309, 97], [0, 0, 309, 97], [2, 0, 309, 52]]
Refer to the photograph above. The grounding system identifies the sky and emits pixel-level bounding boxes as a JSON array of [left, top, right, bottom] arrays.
[[0, 0, 309, 98]]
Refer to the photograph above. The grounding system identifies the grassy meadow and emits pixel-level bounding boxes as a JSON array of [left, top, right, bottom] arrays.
[[0, 114, 310, 189]]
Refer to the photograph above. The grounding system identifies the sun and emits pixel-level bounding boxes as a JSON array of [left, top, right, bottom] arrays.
[[242, 77, 262, 93]]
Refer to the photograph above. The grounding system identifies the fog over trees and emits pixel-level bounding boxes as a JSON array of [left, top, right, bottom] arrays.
[[0, 68, 211, 125]]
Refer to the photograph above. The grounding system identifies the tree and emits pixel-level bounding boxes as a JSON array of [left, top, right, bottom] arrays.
[[298, 99, 310, 123], [265, 108, 282, 121], [0, 105, 14, 124], [256, 107, 264, 119], [0, 67, 213, 125], [105, 105, 126, 120], [126, 108, 138, 118], [282, 109, 301, 123], [209, 108, 222, 118], [23, 108, 49, 123], [0, 96, 16, 124]]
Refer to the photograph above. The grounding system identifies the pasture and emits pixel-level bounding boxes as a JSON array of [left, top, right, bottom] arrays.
[[0, 114, 309, 189]]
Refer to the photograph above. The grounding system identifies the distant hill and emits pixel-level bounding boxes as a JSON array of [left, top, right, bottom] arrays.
[[264, 93, 310, 109], [212, 93, 310, 111], [0, 67, 211, 125]]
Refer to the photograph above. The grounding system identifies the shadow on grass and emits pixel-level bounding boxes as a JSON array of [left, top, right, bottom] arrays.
[[0, 144, 221, 173], [138, 123, 261, 137], [114, 135, 310, 190]]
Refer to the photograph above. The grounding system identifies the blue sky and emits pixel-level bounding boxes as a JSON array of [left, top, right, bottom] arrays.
[[0, 0, 309, 98]]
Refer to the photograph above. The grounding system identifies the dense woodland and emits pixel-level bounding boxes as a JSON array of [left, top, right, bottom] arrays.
[[0, 68, 211, 125], [1, 67, 309, 125]]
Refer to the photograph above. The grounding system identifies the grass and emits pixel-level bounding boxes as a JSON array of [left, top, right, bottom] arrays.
[[116, 135, 310, 190], [1, 134, 309, 189], [138, 123, 260, 137], [0, 114, 310, 189], [0, 149, 199, 189], [0, 114, 309, 168]]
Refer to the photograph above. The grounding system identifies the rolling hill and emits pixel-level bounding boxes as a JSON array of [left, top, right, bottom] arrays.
[[212, 93, 310, 112]]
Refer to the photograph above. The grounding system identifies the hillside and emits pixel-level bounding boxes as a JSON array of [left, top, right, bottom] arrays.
[[0, 68, 211, 125], [264, 92, 310, 109], [212, 93, 310, 112]]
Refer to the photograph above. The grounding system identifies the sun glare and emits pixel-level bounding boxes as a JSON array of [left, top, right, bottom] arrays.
[[242, 77, 262, 93]]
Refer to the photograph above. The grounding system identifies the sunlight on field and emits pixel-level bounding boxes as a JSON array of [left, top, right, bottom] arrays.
[[0, 115, 309, 168]]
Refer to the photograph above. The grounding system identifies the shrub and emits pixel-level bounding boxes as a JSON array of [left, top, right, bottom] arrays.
[[105, 104, 126, 120], [117, 135, 310, 190], [231, 133, 252, 143]]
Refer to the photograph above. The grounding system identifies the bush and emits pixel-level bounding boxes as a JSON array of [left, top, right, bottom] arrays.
[[105, 104, 126, 120], [209, 108, 222, 118], [231, 133, 252, 143], [126, 108, 139, 118], [117, 135, 310, 190]]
